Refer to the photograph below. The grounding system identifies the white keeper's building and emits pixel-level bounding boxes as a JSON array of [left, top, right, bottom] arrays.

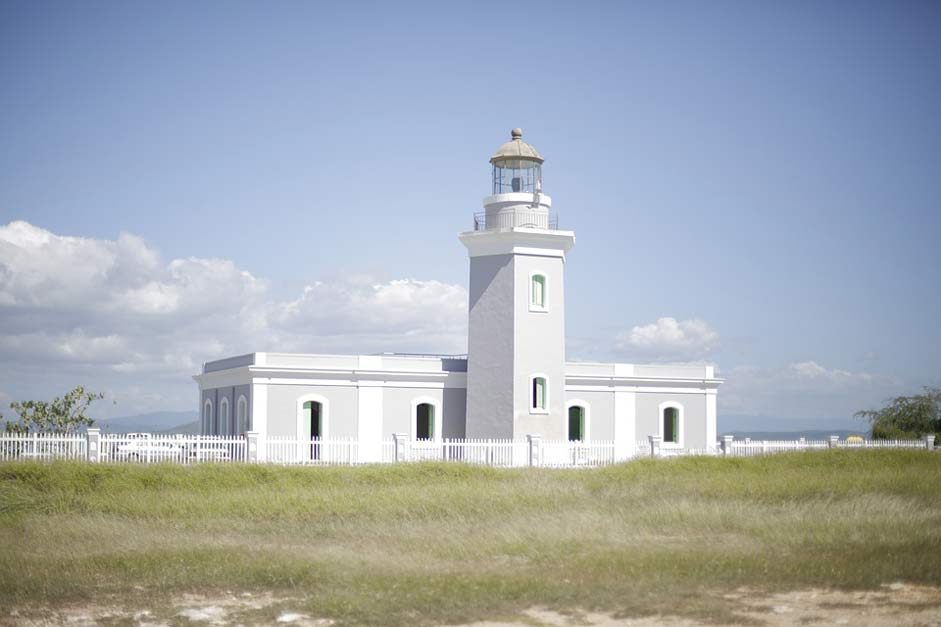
[[194, 129, 723, 459]]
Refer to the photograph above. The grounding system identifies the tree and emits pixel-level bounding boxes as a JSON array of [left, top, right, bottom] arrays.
[[855, 387, 941, 439], [5, 386, 104, 434]]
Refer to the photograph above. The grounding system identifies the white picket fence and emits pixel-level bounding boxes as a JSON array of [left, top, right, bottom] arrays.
[[542, 439, 616, 467], [265, 436, 360, 465], [0, 430, 935, 467], [837, 438, 928, 449], [721, 436, 933, 457], [724, 439, 830, 457], [0, 432, 87, 462]]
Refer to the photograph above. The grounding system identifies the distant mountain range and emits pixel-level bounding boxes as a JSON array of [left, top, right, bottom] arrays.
[[97, 411, 198, 434], [0, 410, 197, 434]]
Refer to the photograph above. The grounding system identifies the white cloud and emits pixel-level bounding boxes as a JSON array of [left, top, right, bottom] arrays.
[[615, 317, 719, 360], [275, 278, 465, 335], [0, 221, 468, 416], [270, 278, 467, 353], [788, 360, 873, 383], [720, 361, 895, 422]]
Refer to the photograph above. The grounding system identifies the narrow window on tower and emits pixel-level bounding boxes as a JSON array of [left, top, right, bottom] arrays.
[[530, 273, 547, 311], [531, 376, 547, 412]]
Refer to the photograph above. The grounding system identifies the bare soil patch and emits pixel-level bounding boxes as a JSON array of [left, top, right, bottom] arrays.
[[4, 583, 941, 626], [459, 583, 941, 627]]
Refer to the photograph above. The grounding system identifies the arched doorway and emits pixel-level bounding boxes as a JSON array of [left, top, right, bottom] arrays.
[[568, 405, 585, 442], [416, 403, 435, 440], [304, 400, 323, 460]]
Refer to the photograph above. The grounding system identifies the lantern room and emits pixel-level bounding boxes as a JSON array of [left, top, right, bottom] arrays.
[[490, 128, 544, 194]]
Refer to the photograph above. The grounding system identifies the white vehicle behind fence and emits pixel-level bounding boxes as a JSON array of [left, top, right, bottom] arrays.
[[109, 433, 232, 463]]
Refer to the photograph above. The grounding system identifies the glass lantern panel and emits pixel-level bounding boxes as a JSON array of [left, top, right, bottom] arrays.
[[493, 162, 542, 194]]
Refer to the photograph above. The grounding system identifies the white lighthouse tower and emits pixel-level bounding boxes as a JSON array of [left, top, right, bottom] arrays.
[[459, 129, 576, 440]]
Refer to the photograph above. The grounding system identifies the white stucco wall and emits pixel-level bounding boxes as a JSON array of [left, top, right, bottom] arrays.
[[564, 391, 616, 441], [635, 392, 708, 449], [194, 354, 719, 451], [465, 253, 516, 438], [513, 253, 567, 440], [266, 384, 359, 439]]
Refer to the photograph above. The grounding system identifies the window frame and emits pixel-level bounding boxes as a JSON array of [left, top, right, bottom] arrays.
[[658, 401, 684, 448], [295, 394, 330, 442], [410, 396, 442, 442], [219, 397, 230, 436], [528, 271, 548, 313], [530, 374, 549, 414], [565, 400, 591, 442], [236, 395, 249, 435], [202, 399, 213, 436]]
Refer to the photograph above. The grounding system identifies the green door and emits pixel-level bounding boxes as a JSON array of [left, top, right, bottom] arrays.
[[568, 406, 584, 442]]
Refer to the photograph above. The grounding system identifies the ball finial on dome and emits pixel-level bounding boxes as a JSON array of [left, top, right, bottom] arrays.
[[511, 128, 523, 139]]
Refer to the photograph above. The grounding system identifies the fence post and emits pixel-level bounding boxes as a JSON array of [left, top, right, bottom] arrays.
[[721, 434, 734, 457], [86, 428, 101, 463], [925, 435, 936, 450], [393, 433, 407, 463], [648, 434, 662, 458], [246, 431, 260, 463], [526, 434, 541, 467], [828, 435, 839, 449]]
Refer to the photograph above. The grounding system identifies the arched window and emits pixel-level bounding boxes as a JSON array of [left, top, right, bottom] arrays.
[[662, 405, 681, 444], [219, 397, 230, 436], [416, 403, 435, 440], [568, 406, 586, 442], [530, 273, 547, 310], [411, 397, 441, 441], [531, 376, 547, 412], [236, 396, 248, 435], [203, 399, 213, 436]]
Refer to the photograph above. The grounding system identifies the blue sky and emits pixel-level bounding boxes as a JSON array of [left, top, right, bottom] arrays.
[[1, 1, 939, 427]]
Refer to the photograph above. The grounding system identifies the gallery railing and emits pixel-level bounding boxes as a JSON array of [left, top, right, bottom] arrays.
[[473, 210, 558, 231]]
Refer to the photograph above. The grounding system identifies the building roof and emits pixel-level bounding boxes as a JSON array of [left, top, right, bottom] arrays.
[[490, 128, 544, 164]]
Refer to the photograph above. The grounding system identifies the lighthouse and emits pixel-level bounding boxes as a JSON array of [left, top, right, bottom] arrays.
[[459, 129, 576, 440]]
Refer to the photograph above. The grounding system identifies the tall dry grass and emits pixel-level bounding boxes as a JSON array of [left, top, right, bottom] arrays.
[[1, 450, 939, 625]]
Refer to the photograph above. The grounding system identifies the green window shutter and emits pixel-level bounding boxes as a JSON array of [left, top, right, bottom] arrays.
[[429, 406, 435, 438]]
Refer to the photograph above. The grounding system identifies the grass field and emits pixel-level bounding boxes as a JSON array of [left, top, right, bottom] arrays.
[[1, 450, 940, 625]]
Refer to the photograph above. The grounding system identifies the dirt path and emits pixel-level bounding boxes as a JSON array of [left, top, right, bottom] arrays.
[[462, 584, 941, 627], [5, 583, 941, 626]]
